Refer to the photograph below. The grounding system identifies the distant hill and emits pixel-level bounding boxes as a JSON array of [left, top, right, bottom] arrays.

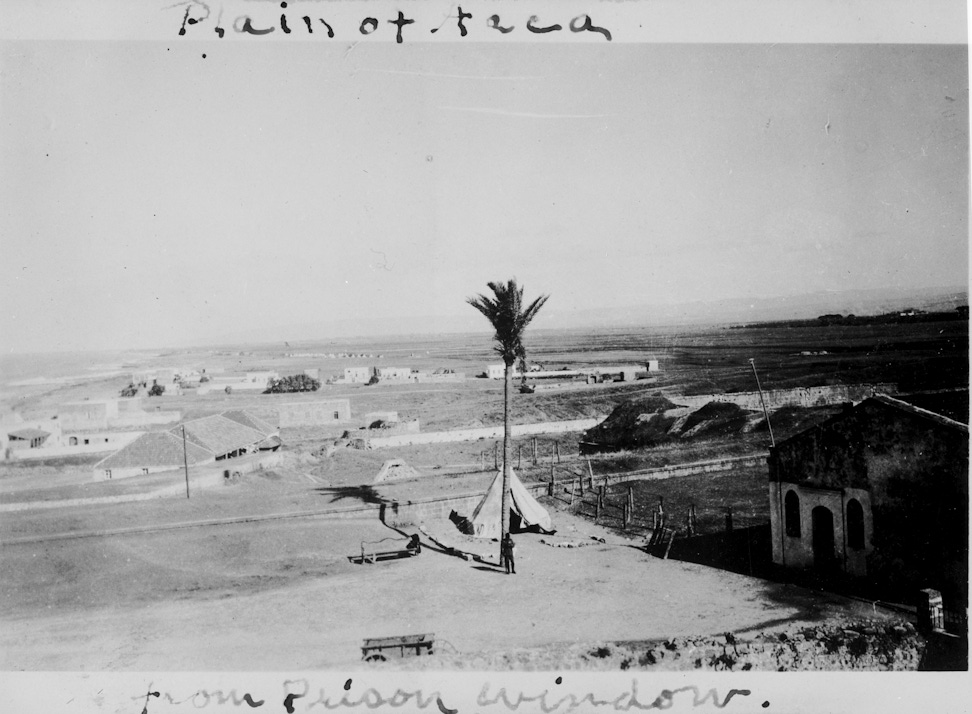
[[197, 285, 968, 346]]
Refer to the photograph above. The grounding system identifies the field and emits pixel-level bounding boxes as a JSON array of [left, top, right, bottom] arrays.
[[0, 319, 966, 671]]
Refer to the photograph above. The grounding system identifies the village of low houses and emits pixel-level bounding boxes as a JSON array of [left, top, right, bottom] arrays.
[[0, 333, 967, 673]]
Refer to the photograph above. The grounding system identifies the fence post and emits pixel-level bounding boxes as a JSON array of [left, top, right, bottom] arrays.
[[493, 442, 498, 470], [622, 502, 629, 530], [657, 496, 665, 529], [662, 528, 676, 560], [595, 489, 602, 523], [628, 485, 634, 515], [555, 441, 560, 463], [587, 459, 595, 490], [480, 450, 485, 472], [569, 481, 574, 506], [579, 471, 584, 496], [533, 438, 538, 465], [725, 506, 734, 532], [517, 445, 521, 469], [917, 588, 944, 633], [689, 504, 697, 535]]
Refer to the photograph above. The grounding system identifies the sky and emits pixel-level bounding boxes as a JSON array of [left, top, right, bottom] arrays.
[[1, 19, 968, 352]]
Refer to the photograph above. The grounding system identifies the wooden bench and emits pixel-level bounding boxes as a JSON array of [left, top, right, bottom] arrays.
[[349, 535, 421, 564]]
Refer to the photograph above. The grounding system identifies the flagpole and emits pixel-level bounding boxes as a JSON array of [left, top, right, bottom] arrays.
[[182, 425, 190, 499], [749, 358, 775, 447]]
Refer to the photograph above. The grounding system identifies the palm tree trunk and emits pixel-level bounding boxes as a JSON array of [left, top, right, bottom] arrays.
[[500, 359, 513, 566]]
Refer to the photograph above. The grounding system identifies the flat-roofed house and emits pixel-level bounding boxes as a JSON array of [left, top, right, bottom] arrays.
[[344, 367, 373, 383]]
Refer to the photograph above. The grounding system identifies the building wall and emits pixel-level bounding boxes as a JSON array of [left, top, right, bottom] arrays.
[[276, 400, 351, 427], [344, 367, 372, 383], [413, 371, 465, 383], [769, 483, 872, 575], [59, 401, 117, 430], [375, 366, 411, 381], [94, 461, 198, 482]]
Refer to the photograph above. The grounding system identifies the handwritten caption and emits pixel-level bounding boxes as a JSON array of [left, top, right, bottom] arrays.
[[137, 677, 759, 713], [174, 1, 613, 42]]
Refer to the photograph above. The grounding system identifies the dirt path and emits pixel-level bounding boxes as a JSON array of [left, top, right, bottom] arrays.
[[0, 511, 887, 671]]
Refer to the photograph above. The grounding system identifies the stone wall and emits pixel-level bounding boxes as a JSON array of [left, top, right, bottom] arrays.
[[368, 418, 603, 448], [674, 383, 897, 411], [567, 619, 924, 671]]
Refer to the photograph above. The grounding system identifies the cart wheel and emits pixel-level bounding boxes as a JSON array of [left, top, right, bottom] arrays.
[[365, 654, 387, 663]]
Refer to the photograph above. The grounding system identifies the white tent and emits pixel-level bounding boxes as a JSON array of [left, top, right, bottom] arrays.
[[468, 468, 554, 539]]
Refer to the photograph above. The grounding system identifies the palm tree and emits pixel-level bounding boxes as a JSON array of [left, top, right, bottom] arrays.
[[467, 279, 549, 565]]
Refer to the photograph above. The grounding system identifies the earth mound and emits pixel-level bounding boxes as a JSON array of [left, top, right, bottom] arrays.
[[582, 397, 768, 451], [581, 395, 680, 450], [678, 401, 751, 438]]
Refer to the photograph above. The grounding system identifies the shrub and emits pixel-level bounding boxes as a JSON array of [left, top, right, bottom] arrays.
[[120, 384, 139, 398], [148, 384, 165, 397]]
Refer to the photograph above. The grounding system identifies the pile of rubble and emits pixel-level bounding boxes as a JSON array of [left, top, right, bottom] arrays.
[[583, 618, 924, 671]]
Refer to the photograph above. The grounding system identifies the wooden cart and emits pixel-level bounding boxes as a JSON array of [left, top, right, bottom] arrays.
[[361, 633, 435, 662]]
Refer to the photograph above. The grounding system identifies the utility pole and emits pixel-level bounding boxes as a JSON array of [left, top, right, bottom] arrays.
[[182, 425, 190, 499], [749, 358, 775, 447]]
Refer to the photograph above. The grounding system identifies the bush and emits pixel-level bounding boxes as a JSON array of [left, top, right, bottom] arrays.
[[120, 384, 138, 398], [224, 385, 233, 395], [199, 375, 210, 383], [264, 374, 321, 394], [148, 384, 165, 397]]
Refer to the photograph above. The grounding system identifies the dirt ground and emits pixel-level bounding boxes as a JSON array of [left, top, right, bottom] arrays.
[[0, 502, 895, 671]]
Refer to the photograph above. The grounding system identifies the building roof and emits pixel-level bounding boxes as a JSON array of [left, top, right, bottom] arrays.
[[221, 409, 277, 436], [868, 394, 968, 433], [7, 428, 49, 440], [172, 414, 267, 456], [893, 389, 969, 425], [95, 431, 213, 470]]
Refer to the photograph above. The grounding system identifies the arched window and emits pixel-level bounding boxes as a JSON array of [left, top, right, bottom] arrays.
[[784, 490, 801, 537], [847, 499, 865, 550]]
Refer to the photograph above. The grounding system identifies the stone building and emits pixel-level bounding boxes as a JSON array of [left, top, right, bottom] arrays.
[[767, 393, 968, 612]]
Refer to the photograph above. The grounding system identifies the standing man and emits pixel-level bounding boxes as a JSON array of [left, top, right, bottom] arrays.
[[503, 533, 516, 574]]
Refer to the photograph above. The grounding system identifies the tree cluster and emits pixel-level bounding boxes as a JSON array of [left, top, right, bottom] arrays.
[[264, 374, 321, 394]]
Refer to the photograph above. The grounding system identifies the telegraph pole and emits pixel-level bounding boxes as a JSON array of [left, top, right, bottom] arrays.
[[182, 425, 190, 499], [749, 358, 775, 447]]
